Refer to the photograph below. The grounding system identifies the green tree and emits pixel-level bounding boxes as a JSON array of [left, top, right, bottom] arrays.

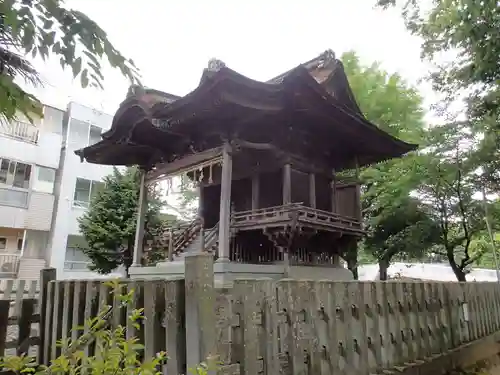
[[364, 196, 440, 279], [175, 175, 199, 219], [417, 122, 486, 281], [376, 0, 500, 279], [78, 167, 163, 277], [341, 51, 434, 278], [376, 0, 500, 195], [0, 0, 139, 122]]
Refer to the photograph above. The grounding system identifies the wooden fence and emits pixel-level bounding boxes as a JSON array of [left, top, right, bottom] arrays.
[[40, 254, 500, 375], [0, 279, 40, 357]]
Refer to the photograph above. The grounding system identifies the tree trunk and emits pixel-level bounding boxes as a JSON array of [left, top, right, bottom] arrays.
[[347, 258, 358, 280], [378, 258, 390, 280], [447, 247, 467, 282], [341, 238, 359, 279]]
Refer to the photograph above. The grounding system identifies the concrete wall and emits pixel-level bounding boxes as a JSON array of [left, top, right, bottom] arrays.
[[0, 130, 61, 169]]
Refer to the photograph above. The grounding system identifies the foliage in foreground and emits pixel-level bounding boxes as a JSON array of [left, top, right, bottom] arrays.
[[0, 0, 140, 122], [0, 279, 217, 375]]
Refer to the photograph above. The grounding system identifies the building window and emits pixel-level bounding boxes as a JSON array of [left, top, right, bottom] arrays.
[[33, 166, 56, 194], [89, 125, 102, 145], [0, 158, 31, 189], [64, 237, 91, 270], [0, 238, 5, 250], [12, 162, 31, 189], [42, 106, 64, 135], [0, 158, 31, 207], [16, 238, 23, 251], [68, 119, 102, 149], [73, 178, 105, 207]]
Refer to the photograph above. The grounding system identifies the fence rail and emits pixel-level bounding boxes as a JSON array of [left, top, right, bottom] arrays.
[[40, 255, 500, 375]]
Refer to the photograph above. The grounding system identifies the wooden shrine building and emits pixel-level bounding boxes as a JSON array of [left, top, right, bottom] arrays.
[[75, 50, 416, 283]]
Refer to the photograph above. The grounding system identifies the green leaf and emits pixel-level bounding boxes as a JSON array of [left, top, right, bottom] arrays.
[[71, 56, 82, 77], [44, 30, 56, 45], [43, 18, 54, 29], [52, 41, 61, 53]]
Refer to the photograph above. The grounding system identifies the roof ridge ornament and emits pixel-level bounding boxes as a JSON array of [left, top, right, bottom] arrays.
[[318, 49, 336, 68], [207, 58, 226, 72], [126, 84, 145, 98]]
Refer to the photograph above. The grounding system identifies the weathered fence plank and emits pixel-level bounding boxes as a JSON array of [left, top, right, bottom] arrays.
[[33, 261, 500, 375], [17, 298, 36, 356]]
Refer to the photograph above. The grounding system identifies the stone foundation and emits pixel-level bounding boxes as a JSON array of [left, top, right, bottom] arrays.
[[129, 258, 353, 287]]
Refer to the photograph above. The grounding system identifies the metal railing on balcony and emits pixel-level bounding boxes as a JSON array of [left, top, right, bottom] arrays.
[[64, 260, 91, 270], [0, 253, 20, 277], [0, 119, 39, 144]]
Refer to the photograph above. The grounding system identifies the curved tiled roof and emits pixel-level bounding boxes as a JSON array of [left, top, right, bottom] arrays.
[[75, 50, 417, 170]]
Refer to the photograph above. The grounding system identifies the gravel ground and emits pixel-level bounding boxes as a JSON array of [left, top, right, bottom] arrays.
[[4, 322, 39, 358]]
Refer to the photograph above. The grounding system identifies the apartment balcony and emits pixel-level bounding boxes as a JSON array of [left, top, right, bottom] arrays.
[[0, 120, 39, 144]]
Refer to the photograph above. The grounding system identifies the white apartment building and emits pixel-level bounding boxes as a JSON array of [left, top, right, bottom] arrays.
[[0, 102, 124, 280]]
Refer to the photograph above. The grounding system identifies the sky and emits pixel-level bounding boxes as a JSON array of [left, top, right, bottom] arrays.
[[30, 0, 438, 119]]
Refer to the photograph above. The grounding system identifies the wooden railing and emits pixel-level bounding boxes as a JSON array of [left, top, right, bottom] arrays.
[[231, 203, 363, 232], [171, 218, 202, 255], [297, 205, 362, 230], [204, 222, 219, 253], [232, 203, 300, 223], [157, 218, 219, 262]]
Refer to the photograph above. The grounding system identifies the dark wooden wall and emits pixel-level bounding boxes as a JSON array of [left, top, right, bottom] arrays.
[[315, 174, 332, 211], [290, 169, 310, 205], [259, 170, 282, 208]]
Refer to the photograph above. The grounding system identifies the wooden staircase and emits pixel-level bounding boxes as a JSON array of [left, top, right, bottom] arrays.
[[159, 218, 219, 261]]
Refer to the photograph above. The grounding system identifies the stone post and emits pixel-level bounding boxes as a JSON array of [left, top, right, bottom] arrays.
[[184, 253, 216, 369]]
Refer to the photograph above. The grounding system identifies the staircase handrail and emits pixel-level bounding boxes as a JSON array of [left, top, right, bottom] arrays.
[[204, 222, 219, 251], [172, 217, 202, 254]]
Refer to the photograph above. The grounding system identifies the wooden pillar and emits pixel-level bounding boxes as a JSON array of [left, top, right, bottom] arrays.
[[354, 158, 362, 221], [309, 173, 316, 208], [198, 184, 204, 224], [132, 170, 147, 266], [167, 228, 174, 261], [283, 163, 291, 205], [251, 173, 260, 210], [331, 169, 337, 214], [217, 143, 232, 262]]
